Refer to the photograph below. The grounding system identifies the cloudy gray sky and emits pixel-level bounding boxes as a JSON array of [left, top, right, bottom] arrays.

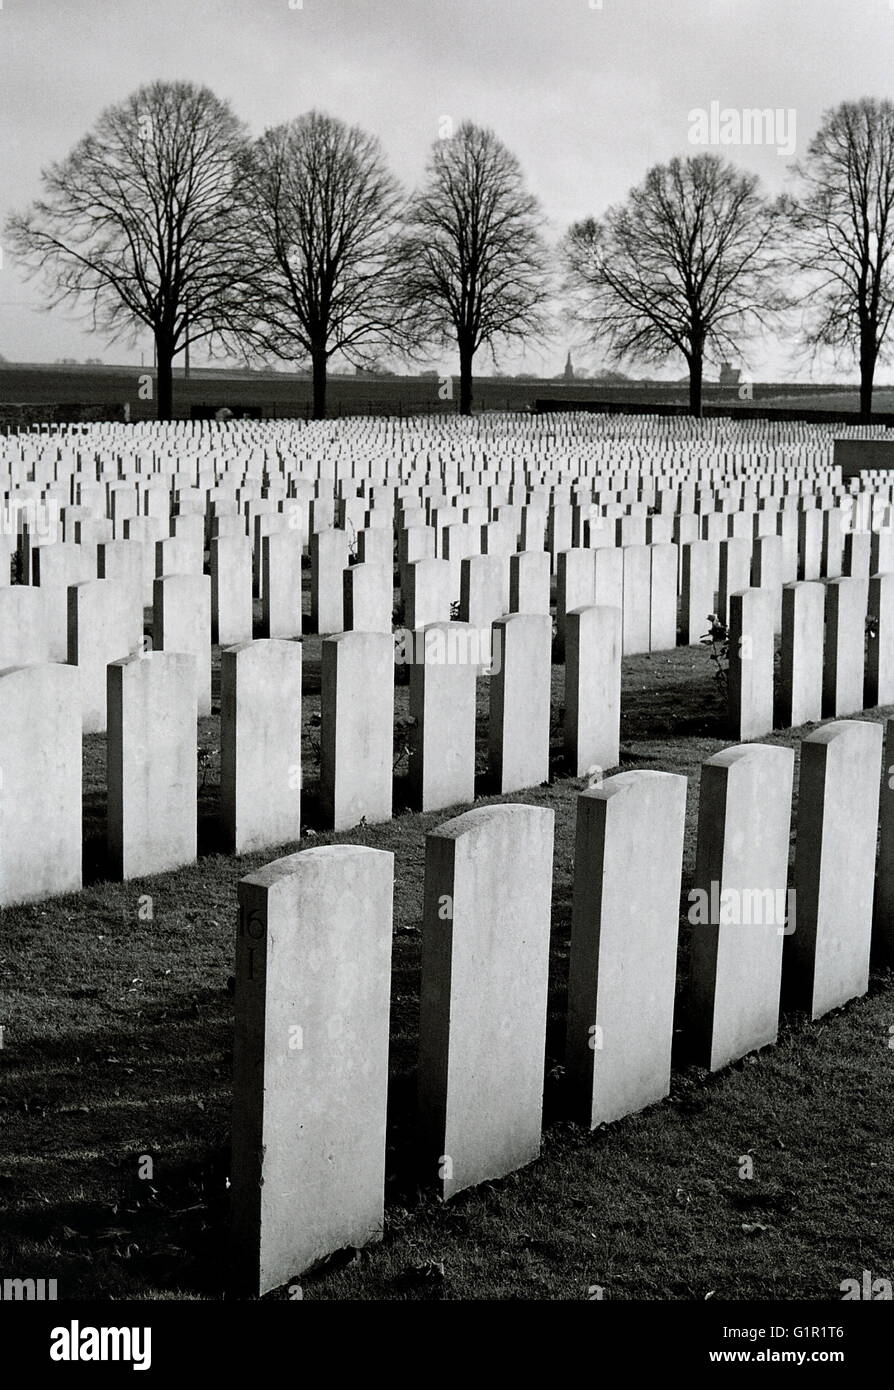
[[1, 0, 892, 380]]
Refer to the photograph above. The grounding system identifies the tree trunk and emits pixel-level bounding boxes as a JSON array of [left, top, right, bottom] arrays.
[[156, 338, 174, 422], [458, 342, 474, 416], [688, 351, 703, 418], [859, 333, 876, 423], [312, 348, 328, 420]]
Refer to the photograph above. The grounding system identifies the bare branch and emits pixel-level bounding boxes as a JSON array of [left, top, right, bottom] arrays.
[[5, 80, 250, 417], [219, 111, 404, 417], [784, 97, 894, 415], [392, 121, 551, 412], [562, 153, 785, 415]]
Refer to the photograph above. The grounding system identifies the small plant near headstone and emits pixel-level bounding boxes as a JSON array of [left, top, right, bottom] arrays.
[[197, 744, 218, 789], [346, 519, 359, 562], [393, 712, 416, 770], [307, 710, 322, 769], [701, 613, 730, 697], [866, 612, 879, 654], [450, 599, 461, 620]]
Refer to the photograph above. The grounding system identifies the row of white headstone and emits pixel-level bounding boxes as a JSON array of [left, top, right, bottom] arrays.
[[4, 550, 894, 904], [0, 609, 620, 902], [2, 528, 890, 724], [230, 719, 894, 1296]]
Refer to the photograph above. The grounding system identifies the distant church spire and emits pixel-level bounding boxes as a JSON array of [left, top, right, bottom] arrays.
[[563, 350, 574, 381]]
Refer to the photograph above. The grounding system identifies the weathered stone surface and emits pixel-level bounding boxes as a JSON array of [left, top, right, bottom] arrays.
[[621, 545, 651, 655], [261, 531, 303, 639], [310, 529, 350, 635], [686, 744, 794, 1070], [556, 548, 594, 655], [403, 558, 452, 630], [107, 652, 197, 878], [321, 631, 394, 830], [822, 577, 867, 717], [221, 640, 302, 854], [68, 578, 143, 733], [779, 581, 824, 727], [566, 771, 687, 1126], [417, 804, 554, 1199], [488, 613, 552, 792], [231, 845, 393, 1295], [509, 550, 551, 615], [866, 573, 894, 707], [718, 538, 753, 624], [343, 561, 393, 635], [407, 623, 478, 812], [649, 542, 678, 651], [211, 534, 253, 647], [873, 716, 894, 967], [564, 605, 622, 777], [461, 547, 507, 614], [0, 585, 66, 666], [728, 588, 775, 739], [786, 720, 882, 1018], [153, 573, 212, 716], [681, 540, 719, 644], [0, 663, 82, 906]]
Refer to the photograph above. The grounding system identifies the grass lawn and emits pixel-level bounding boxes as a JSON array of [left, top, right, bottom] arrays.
[[1, 630, 892, 1301]]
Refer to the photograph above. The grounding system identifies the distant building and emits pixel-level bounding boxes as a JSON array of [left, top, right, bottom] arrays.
[[353, 361, 397, 378], [719, 361, 741, 388], [563, 350, 575, 382]]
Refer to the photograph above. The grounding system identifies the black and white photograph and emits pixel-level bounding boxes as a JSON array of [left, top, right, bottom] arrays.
[[0, 0, 892, 1367]]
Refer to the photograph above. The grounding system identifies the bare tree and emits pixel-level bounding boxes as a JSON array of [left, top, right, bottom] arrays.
[[783, 99, 894, 421], [394, 121, 550, 415], [229, 112, 403, 420], [564, 154, 783, 416], [5, 81, 248, 420]]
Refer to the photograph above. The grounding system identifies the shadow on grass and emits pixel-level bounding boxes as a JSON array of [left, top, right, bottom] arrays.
[[10, 639, 894, 1299]]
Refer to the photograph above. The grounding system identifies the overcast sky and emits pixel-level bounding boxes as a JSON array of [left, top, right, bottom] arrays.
[[2, 0, 893, 380]]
